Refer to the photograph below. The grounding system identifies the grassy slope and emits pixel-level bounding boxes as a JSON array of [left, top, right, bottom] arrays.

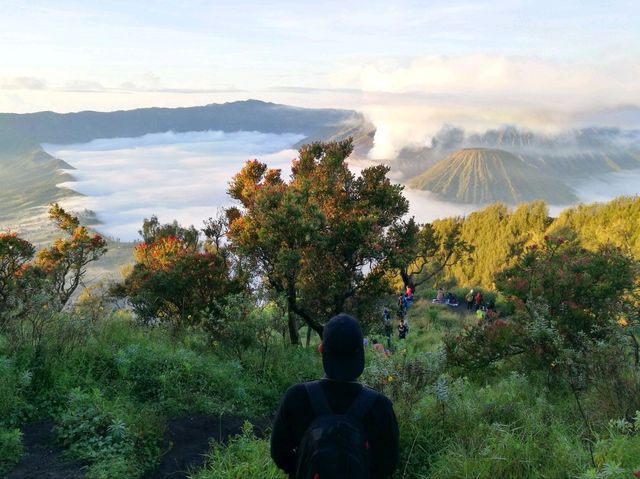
[[0, 148, 74, 220]]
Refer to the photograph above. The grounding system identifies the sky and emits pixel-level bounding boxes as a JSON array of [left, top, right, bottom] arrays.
[[2, 0, 640, 155]]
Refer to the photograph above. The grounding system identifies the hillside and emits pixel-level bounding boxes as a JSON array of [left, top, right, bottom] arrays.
[[0, 148, 74, 219], [0, 100, 371, 245], [407, 148, 578, 204], [0, 100, 367, 150]]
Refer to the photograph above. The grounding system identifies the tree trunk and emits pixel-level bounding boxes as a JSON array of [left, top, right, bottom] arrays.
[[400, 267, 415, 292], [287, 308, 300, 345]]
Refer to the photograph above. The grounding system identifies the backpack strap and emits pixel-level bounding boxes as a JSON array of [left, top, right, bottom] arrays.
[[347, 386, 378, 421], [305, 380, 332, 417]]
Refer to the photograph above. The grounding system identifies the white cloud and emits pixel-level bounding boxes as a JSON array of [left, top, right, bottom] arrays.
[[1, 76, 47, 90], [331, 55, 640, 158], [45, 130, 304, 241]]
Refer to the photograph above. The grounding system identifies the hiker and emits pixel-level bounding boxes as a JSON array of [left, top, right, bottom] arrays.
[[436, 287, 445, 303], [396, 294, 406, 320], [271, 314, 399, 478], [398, 318, 408, 339], [404, 292, 412, 310], [383, 307, 393, 349], [405, 286, 413, 309], [474, 291, 483, 311], [465, 289, 474, 311], [476, 306, 487, 322], [406, 286, 413, 301], [372, 338, 385, 354], [445, 292, 458, 306]]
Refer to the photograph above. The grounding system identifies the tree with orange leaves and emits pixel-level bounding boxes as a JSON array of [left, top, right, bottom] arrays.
[[35, 203, 108, 307], [227, 139, 408, 344]]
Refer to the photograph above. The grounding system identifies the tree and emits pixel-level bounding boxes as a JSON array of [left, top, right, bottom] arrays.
[[446, 236, 640, 374], [34, 204, 108, 307], [388, 217, 472, 292], [0, 205, 107, 348], [0, 232, 35, 327], [116, 217, 242, 330], [138, 215, 199, 249], [227, 139, 409, 343]]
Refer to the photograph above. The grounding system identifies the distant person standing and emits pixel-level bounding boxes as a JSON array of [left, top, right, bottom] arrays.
[[398, 318, 408, 339], [465, 289, 474, 311], [383, 306, 393, 349], [396, 294, 406, 319], [271, 314, 399, 478], [474, 291, 483, 311]]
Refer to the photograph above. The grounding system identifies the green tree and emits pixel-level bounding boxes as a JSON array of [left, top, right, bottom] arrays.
[[116, 218, 242, 330], [138, 215, 199, 250], [0, 232, 35, 328], [0, 204, 107, 348], [227, 139, 409, 343], [34, 203, 108, 306], [446, 236, 639, 375], [388, 217, 472, 292]]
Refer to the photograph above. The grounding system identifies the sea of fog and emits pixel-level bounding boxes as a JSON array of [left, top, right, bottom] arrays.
[[44, 131, 640, 242]]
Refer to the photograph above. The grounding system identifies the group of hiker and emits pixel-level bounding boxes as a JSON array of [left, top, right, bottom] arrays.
[[432, 287, 459, 306], [464, 288, 497, 321], [381, 286, 413, 344]]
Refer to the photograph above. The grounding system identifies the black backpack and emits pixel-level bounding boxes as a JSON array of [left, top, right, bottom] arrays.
[[295, 381, 377, 479]]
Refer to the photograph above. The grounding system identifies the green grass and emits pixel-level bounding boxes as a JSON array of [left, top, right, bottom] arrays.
[[3, 289, 640, 478], [0, 427, 23, 474], [191, 422, 283, 479]]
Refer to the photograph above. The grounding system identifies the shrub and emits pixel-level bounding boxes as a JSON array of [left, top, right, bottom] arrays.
[[55, 388, 160, 478], [580, 413, 640, 478], [0, 354, 34, 426], [192, 422, 281, 479], [0, 427, 23, 474], [398, 373, 589, 478]]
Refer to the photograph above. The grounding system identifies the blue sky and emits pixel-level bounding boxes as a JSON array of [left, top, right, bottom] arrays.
[[1, 0, 639, 153]]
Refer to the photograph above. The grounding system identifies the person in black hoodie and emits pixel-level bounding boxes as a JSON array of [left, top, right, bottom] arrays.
[[271, 313, 399, 479]]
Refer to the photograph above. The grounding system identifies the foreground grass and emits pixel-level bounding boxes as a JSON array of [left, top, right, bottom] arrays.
[[2, 295, 640, 478]]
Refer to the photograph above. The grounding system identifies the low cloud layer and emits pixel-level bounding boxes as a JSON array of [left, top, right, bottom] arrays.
[[44, 129, 640, 243], [45, 131, 303, 241], [330, 54, 640, 159]]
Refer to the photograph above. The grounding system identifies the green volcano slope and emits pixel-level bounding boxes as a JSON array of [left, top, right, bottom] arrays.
[[0, 148, 75, 219], [407, 148, 578, 204]]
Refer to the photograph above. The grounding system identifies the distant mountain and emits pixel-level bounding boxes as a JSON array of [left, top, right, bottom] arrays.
[[395, 125, 640, 182], [0, 148, 74, 220], [407, 148, 578, 204], [0, 100, 372, 245], [0, 99, 368, 150]]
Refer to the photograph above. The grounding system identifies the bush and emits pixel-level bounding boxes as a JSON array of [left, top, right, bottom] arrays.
[[55, 388, 160, 478], [397, 373, 589, 478], [0, 427, 23, 474], [580, 413, 640, 478], [192, 422, 281, 479]]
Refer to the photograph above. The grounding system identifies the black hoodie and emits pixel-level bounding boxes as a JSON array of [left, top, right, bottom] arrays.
[[270, 378, 399, 479]]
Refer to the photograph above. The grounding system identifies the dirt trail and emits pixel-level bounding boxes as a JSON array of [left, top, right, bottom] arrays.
[[6, 422, 84, 479], [146, 415, 271, 479], [8, 416, 270, 479]]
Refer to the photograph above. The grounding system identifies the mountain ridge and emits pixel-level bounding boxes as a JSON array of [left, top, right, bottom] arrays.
[[0, 99, 368, 150]]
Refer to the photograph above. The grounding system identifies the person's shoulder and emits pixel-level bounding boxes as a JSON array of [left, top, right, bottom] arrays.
[[362, 385, 394, 410], [281, 380, 317, 404]]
